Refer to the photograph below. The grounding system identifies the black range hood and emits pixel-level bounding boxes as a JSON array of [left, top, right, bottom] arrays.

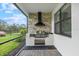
[[35, 12, 45, 26]]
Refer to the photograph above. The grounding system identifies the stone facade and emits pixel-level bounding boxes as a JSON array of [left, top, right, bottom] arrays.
[[28, 12, 52, 34]]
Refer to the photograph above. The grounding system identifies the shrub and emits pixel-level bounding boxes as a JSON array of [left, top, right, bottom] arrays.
[[0, 31, 6, 37], [20, 29, 27, 35], [15, 36, 25, 42]]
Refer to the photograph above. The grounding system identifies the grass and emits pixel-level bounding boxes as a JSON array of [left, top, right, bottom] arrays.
[[0, 33, 21, 56], [0, 33, 20, 42], [0, 41, 20, 56]]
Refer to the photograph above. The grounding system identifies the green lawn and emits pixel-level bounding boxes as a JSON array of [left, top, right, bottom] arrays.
[[0, 33, 20, 42], [0, 33, 21, 56]]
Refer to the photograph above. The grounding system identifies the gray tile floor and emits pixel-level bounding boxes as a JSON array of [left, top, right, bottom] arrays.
[[18, 46, 61, 56]]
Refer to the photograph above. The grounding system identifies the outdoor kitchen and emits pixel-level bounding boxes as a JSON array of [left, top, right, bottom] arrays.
[[26, 12, 53, 46]]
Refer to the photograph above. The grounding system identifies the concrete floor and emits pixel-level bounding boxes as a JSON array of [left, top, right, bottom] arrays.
[[18, 46, 61, 56]]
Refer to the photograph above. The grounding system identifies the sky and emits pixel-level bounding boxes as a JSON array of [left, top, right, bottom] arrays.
[[0, 3, 27, 26]]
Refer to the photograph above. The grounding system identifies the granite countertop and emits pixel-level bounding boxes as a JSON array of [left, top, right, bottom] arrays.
[[30, 33, 53, 38]]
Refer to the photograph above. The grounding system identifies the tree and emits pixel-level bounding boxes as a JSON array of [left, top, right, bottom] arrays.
[[0, 19, 7, 31]]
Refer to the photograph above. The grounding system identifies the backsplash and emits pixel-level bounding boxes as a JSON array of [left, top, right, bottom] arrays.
[[28, 12, 52, 34]]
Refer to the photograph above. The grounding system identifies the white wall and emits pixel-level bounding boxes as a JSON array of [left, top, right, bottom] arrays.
[[71, 4, 79, 55], [52, 3, 79, 56]]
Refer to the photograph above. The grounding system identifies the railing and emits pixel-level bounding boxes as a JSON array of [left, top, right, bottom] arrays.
[[0, 35, 25, 45], [0, 35, 26, 56]]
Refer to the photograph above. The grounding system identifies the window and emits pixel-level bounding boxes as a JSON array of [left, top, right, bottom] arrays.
[[55, 23, 60, 34], [54, 3, 71, 37]]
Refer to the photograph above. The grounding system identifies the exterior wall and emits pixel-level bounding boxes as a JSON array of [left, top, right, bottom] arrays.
[[71, 3, 79, 55], [26, 12, 54, 46], [52, 3, 79, 56]]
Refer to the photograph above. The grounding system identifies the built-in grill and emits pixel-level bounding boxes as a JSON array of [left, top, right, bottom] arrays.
[[30, 34, 48, 38], [35, 34, 48, 38]]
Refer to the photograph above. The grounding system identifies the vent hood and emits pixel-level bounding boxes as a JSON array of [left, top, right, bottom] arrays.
[[35, 12, 45, 26]]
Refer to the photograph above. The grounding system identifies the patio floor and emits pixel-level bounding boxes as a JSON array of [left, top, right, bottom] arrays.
[[17, 46, 62, 56]]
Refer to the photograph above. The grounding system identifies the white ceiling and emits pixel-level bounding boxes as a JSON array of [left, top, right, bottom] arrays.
[[16, 3, 58, 13]]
